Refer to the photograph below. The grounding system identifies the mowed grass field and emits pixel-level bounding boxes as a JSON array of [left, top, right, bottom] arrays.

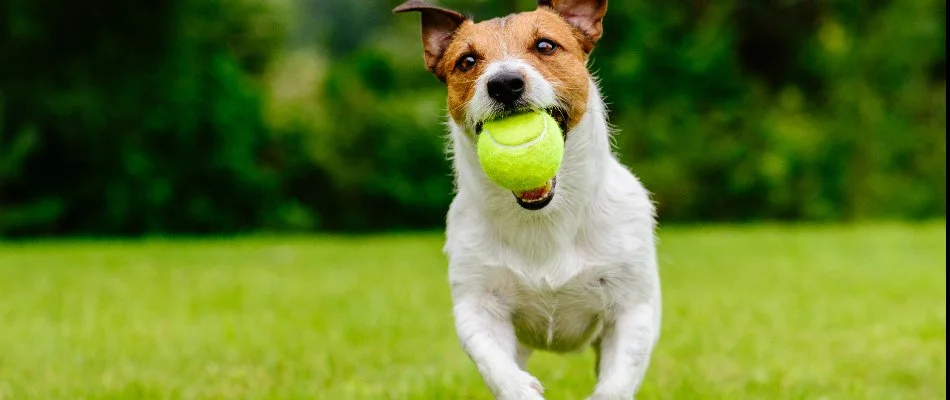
[[0, 223, 945, 400]]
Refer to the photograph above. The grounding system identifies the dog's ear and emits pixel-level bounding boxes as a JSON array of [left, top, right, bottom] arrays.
[[394, 0, 467, 81], [537, 0, 607, 52]]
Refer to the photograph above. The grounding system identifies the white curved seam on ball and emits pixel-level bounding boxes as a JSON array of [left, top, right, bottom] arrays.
[[482, 117, 550, 150]]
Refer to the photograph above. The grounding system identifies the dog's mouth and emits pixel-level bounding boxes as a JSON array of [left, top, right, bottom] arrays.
[[473, 106, 566, 211], [474, 106, 569, 139], [514, 178, 556, 210]]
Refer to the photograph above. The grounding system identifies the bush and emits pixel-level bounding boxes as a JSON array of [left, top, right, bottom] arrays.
[[0, 0, 287, 236]]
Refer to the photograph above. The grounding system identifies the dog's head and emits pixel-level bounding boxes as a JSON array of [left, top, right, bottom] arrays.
[[395, 0, 608, 210]]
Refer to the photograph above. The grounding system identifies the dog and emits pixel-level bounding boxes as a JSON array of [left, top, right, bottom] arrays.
[[394, 1, 662, 399]]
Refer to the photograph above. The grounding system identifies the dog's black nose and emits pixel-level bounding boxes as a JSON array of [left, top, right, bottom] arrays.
[[486, 72, 525, 106]]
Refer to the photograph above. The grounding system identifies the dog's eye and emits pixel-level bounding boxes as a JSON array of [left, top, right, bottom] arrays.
[[535, 39, 557, 55], [456, 55, 477, 71]]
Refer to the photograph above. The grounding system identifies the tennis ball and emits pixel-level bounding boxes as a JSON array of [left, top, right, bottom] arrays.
[[476, 110, 564, 192]]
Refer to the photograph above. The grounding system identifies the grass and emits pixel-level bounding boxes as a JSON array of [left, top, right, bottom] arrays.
[[0, 222, 945, 399]]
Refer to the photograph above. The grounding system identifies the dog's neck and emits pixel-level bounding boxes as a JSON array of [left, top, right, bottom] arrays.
[[448, 79, 614, 255]]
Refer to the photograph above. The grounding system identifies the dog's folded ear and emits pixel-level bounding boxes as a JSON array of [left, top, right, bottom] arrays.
[[537, 0, 608, 53], [394, 0, 467, 82]]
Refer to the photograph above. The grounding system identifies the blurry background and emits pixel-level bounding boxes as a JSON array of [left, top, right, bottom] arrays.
[[1, 0, 944, 238]]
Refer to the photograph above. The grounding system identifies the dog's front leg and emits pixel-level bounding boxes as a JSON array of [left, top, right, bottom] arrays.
[[589, 302, 660, 400], [452, 281, 544, 400]]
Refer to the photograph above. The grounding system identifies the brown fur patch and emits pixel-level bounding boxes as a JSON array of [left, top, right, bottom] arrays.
[[439, 9, 593, 132]]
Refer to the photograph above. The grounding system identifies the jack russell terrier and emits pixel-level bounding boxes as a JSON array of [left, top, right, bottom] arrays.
[[394, 1, 662, 399]]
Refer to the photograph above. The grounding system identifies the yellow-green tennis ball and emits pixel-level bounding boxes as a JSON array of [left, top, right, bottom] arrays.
[[476, 110, 564, 192]]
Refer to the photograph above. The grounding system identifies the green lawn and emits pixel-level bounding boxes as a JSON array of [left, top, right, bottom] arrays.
[[0, 222, 945, 400]]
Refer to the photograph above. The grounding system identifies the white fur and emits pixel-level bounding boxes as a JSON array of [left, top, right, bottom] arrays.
[[465, 59, 557, 126], [443, 67, 662, 400]]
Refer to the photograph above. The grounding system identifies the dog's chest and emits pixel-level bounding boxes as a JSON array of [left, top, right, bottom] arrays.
[[501, 268, 608, 352]]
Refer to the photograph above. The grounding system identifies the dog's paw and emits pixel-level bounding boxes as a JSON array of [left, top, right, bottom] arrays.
[[493, 370, 545, 400], [586, 395, 627, 400], [586, 390, 633, 400]]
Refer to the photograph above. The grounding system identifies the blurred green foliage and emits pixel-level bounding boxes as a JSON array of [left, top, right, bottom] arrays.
[[0, 0, 945, 236]]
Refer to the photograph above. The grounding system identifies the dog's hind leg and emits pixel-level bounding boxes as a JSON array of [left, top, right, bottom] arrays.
[[588, 300, 661, 400], [516, 343, 534, 370], [591, 336, 602, 378]]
